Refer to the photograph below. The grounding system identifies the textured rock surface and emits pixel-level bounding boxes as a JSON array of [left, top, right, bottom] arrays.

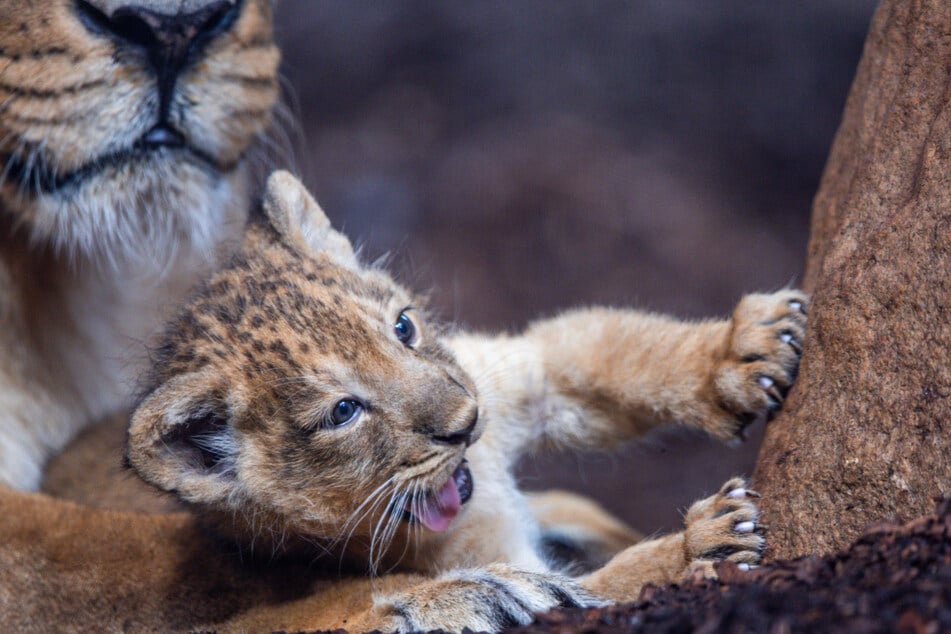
[[751, 0, 951, 560]]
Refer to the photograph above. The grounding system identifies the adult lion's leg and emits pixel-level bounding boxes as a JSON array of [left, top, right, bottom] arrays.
[[0, 487, 243, 631], [41, 412, 181, 513], [0, 487, 368, 632]]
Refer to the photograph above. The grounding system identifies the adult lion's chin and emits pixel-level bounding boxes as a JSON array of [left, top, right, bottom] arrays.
[[3, 148, 251, 268]]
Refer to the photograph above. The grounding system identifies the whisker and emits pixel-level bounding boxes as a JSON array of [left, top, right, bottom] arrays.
[[368, 488, 397, 577], [332, 478, 397, 575], [393, 482, 421, 573], [332, 476, 394, 550], [381, 490, 411, 574]]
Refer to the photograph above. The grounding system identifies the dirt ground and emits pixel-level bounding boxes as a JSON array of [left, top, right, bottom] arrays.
[[270, 2, 878, 534], [513, 499, 951, 633]]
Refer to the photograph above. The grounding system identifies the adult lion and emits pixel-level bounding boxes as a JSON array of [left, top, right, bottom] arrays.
[[0, 0, 279, 490], [0, 3, 299, 628]]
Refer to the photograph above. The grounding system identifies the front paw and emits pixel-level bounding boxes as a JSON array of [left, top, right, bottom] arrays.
[[376, 563, 598, 633], [711, 289, 808, 438], [684, 477, 765, 571]]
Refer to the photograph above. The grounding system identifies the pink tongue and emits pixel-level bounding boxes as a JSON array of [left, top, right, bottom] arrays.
[[416, 475, 461, 532]]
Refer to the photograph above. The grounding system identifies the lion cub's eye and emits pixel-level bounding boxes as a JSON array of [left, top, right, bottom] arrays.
[[394, 311, 417, 347], [330, 399, 362, 427]]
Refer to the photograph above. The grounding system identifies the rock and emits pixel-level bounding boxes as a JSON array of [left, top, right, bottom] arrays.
[[751, 0, 951, 560]]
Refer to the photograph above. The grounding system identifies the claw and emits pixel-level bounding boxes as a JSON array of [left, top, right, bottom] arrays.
[[729, 425, 751, 445], [757, 376, 774, 389], [780, 330, 803, 353], [788, 299, 806, 315], [719, 478, 749, 496], [728, 487, 762, 499], [735, 521, 756, 534], [765, 385, 784, 405], [728, 417, 754, 444]]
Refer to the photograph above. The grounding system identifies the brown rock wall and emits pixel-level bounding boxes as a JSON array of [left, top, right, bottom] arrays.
[[753, 0, 951, 560]]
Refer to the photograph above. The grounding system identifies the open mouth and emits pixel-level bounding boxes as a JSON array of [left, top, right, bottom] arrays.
[[2, 125, 233, 196], [404, 459, 474, 533]]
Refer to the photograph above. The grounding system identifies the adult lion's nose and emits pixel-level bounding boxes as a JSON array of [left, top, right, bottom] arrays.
[[76, 0, 240, 82]]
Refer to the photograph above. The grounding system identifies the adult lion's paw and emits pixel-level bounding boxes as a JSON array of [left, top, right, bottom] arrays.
[[711, 289, 808, 439], [373, 563, 599, 633], [683, 477, 765, 574]]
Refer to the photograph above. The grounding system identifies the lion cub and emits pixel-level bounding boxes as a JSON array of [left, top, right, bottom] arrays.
[[126, 171, 806, 632]]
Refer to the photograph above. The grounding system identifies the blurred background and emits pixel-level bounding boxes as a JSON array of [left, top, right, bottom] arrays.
[[270, 1, 878, 534]]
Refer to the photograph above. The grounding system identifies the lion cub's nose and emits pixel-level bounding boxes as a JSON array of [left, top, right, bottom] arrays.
[[431, 407, 479, 447]]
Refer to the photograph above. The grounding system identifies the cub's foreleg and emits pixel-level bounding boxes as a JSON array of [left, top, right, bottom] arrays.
[[581, 478, 765, 602], [523, 289, 808, 450]]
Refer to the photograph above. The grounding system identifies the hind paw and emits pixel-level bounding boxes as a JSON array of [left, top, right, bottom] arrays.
[[683, 477, 766, 570]]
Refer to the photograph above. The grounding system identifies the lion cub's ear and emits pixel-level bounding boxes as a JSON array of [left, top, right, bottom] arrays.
[[262, 170, 358, 267], [126, 371, 243, 506]]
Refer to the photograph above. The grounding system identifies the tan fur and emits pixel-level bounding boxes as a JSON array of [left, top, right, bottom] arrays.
[[0, 485, 433, 632], [27, 171, 798, 632], [41, 412, 180, 513], [0, 0, 279, 489]]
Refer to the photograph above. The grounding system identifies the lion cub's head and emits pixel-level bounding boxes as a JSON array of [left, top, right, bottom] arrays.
[[127, 172, 481, 561]]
